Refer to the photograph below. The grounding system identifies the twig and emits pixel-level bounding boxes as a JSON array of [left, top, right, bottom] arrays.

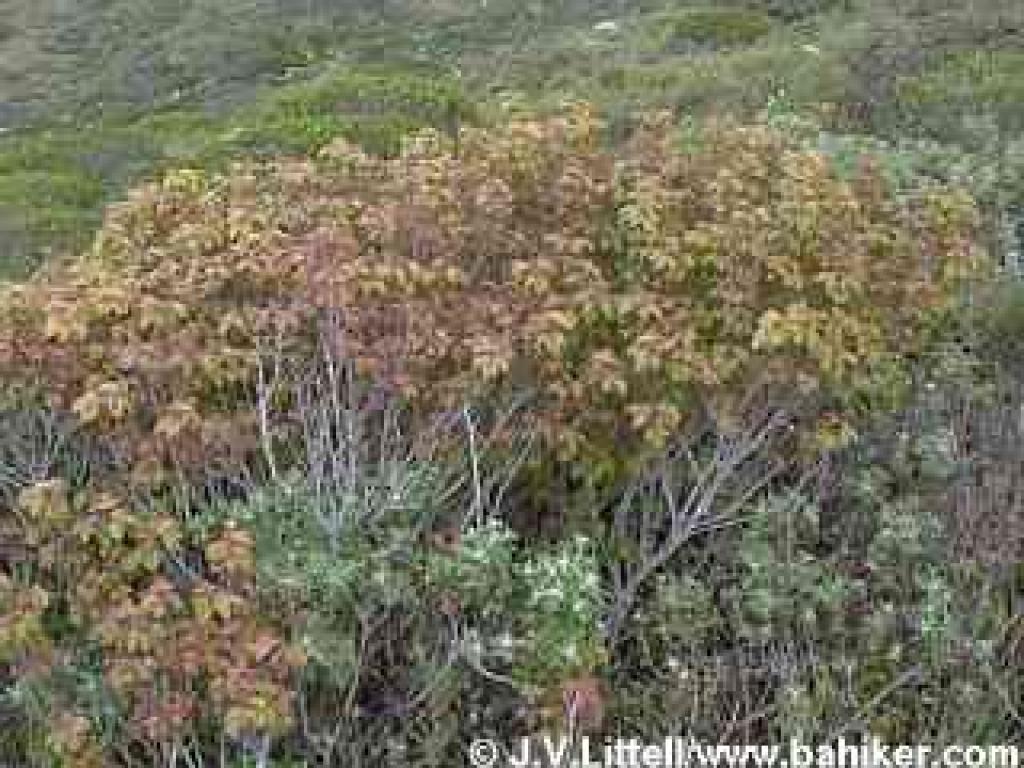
[[823, 665, 924, 744], [464, 405, 484, 528]]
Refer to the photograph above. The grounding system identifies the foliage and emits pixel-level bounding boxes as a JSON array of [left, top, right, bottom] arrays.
[[610, 368, 1021, 743], [0, 66, 470, 277], [0, 108, 986, 504], [5, 0, 1021, 279], [646, 8, 776, 52], [734, 0, 850, 21], [171, 414, 604, 762], [898, 51, 1024, 143], [3, 0, 1024, 755], [210, 483, 604, 688], [0, 475, 305, 763]]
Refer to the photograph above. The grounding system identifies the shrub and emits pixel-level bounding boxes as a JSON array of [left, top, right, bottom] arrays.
[[609, 367, 1021, 743], [184, 390, 605, 761], [0, 105, 1005, 764], [647, 8, 776, 51], [0, 477, 306, 764], [897, 51, 1024, 145], [0, 106, 987, 493], [735, 0, 850, 21]]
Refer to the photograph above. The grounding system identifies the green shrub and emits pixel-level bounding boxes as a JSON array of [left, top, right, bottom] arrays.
[[0, 66, 470, 278], [898, 51, 1024, 144], [735, 0, 850, 21], [192, 476, 604, 757], [647, 8, 776, 51]]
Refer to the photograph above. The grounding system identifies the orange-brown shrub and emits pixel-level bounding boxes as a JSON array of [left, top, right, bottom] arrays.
[[0, 479, 304, 758], [0, 105, 986, 484], [0, 104, 989, 756]]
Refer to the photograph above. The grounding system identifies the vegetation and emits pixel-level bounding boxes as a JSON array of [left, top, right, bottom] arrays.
[[1, 0, 1023, 765], [0, 67, 469, 276]]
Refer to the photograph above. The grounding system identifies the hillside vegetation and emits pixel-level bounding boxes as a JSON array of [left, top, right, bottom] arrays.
[[1, 0, 1023, 766]]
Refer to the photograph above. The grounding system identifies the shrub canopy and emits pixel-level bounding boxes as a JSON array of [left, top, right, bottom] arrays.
[[0, 105, 993, 760], [0, 105, 985, 484]]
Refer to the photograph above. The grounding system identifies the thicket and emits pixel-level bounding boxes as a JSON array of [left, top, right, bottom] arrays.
[[1, 105, 1020, 765]]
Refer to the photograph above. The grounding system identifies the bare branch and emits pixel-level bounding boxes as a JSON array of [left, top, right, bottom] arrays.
[[605, 405, 791, 645]]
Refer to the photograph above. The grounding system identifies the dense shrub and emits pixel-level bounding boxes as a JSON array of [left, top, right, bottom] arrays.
[[0, 106, 985, 488], [893, 54, 1008, 130], [647, 8, 776, 52], [0, 105, 996, 763], [0, 337, 610, 764], [734, 0, 850, 21], [4, 0, 1024, 760], [0, 477, 306, 765], [608, 327, 1023, 745]]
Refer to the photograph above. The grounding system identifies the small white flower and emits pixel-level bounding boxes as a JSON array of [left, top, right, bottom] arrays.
[[563, 643, 580, 664]]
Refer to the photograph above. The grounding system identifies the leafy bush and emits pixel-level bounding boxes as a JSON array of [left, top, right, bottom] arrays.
[[4, 0, 1024, 762], [0, 478, 305, 765], [0, 105, 999, 764], [0, 107, 986, 495]]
